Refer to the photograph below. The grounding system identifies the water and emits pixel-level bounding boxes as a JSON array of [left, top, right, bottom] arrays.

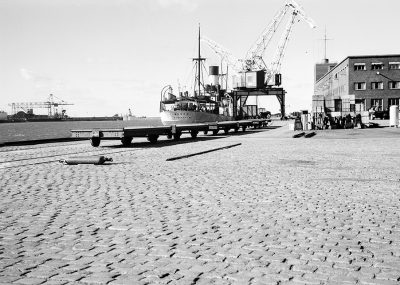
[[0, 118, 162, 144]]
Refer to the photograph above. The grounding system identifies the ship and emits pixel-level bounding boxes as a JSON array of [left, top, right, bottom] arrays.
[[160, 27, 234, 126]]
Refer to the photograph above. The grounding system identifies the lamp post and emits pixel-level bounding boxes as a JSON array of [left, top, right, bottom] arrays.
[[376, 71, 394, 81], [375, 71, 400, 111]]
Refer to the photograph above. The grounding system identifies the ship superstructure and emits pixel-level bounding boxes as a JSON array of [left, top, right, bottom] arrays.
[[160, 27, 234, 126]]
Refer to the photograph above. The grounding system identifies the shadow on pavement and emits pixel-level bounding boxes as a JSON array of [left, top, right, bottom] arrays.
[[103, 128, 271, 149]]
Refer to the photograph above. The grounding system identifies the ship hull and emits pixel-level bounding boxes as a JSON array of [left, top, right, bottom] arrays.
[[160, 110, 233, 125]]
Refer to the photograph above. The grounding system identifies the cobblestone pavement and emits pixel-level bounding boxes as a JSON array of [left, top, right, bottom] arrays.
[[0, 126, 399, 284]]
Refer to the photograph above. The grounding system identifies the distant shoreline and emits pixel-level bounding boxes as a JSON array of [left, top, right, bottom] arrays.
[[0, 116, 158, 124]]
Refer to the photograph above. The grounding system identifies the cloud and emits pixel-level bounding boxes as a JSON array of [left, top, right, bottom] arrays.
[[20, 68, 67, 91], [20, 68, 53, 82], [157, 0, 198, 11]]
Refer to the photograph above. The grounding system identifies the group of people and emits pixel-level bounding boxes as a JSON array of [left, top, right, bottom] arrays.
[[172, 104, 211, 112], [316, 113, 362, 129], [368, 107, 378, 120]]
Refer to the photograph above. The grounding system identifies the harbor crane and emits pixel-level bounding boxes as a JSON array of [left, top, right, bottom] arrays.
[[202, 0, 315, 85], [200, 0, 315, 118], [246, 0, 315, 84], [245, 0, 315, 71], [9, 94, 73, 117]]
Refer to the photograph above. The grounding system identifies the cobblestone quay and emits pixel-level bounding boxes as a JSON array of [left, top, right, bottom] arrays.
[[1, 125, 399, 284]]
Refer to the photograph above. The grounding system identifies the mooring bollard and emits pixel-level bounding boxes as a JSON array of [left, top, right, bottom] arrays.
[[59, 156, 113, 165], [389, 105, 399, 127]]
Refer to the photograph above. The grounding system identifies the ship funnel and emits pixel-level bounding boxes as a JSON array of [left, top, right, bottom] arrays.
[[209, 66, 219, 86]]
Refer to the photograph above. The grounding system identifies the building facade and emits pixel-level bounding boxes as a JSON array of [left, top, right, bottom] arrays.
[[315, 59, 337, 82], [314, 55, 400, 115]]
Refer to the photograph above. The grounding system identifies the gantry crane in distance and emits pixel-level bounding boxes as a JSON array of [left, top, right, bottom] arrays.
[[9, 94, 74, 117]]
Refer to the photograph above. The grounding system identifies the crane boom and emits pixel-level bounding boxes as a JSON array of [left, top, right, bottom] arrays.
[[201, 36, 242, 73], [245, 0, 315, 72], [265, 0, 316, 84], [288, 0, 316, 29], [244, 4, 291, 71], [269, 14, 297, 84], [199, 0, 315, 88]]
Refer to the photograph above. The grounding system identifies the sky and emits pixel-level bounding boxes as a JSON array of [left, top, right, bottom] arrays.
[[1, 0, 399, 117]]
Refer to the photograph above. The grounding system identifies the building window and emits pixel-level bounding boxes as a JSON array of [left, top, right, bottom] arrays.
[[388, 81, 400, 89], [354, 82, 366, 90], [371, 63, 384, 70], [388, 98, 400, 106], [371, 99, 383, 111], [389, 62, 400, 70], [371, 82, 383, 90], [354, 63, 366, 71]]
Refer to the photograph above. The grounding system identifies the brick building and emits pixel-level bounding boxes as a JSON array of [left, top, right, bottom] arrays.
[[313, 55, 400, 115], [315, 59, 337, 82]]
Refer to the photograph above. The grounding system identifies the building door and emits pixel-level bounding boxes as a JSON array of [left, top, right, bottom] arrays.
[[355, 99, 366, 112], [334, 99, 342, 112], [371, 99, 383, 111]]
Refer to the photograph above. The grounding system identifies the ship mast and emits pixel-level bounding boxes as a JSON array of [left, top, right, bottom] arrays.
[[193, 24, 205, 97]]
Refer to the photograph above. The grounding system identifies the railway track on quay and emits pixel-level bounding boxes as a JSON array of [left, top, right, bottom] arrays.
[[0, 140, 143, 169]]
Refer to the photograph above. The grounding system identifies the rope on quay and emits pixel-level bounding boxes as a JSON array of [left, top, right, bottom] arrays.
[[166, 143, 242, 161], [0, 148, 137, 169]]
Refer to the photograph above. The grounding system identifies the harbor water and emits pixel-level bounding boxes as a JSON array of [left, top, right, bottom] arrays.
[[0, 118, 162, 144]]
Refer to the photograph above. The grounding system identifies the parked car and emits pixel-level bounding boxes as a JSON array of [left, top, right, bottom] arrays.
[[373, 110, 389, 120], [259, 111, 271, 119]]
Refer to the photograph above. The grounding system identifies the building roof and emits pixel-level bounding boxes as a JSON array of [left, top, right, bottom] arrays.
[[315, 54, 400, 84], [346, 54, 400, 59]]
